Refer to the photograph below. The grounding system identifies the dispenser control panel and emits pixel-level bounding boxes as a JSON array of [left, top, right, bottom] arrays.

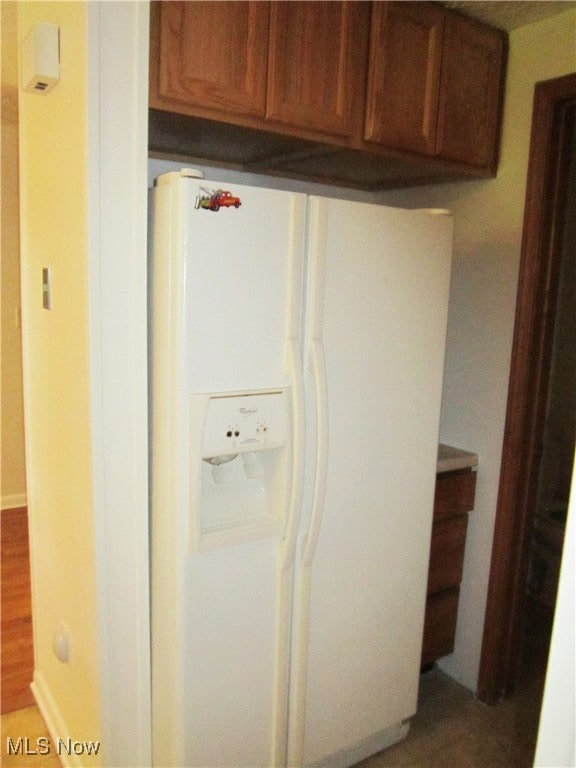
[[202, 390, 289, 458]]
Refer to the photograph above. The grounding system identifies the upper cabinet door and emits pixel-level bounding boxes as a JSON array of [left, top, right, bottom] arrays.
[[364, 2, 444, 154], [266, 2, 369, 138], [152, 1, 270, 118], [436, 13, 506, 169]]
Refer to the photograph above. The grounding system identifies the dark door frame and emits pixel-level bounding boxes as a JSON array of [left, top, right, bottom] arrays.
[[478, 73, 576, 704]]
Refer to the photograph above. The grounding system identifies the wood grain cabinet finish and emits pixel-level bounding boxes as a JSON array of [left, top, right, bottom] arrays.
[[152, 1, 270, 118], [151, 0, 369, 142], [149, 1, 507, 188], [437, 12, 506, 168], [427, 514, 468, 594], [433, 468, 477, 521], [421, 469, 477, 668], [421, 588, 460, 671], [365, 2, 505, 171], [364, 2, 444, 154], [267, 2, 369, 138]]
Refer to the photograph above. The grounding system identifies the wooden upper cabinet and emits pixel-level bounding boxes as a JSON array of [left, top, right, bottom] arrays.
[[364, 2, 444, 154], [151, 1, 270, 118], [364, 2, 506, 170], [436, 13, 506, 168], [149, 1, 507, 185], [266, 2, 370, 138]]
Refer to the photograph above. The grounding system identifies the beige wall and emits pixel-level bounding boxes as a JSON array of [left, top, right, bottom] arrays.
[[1, 1, 27, 508], [377, 8, 576, 690], [17, 2, 101, 761]]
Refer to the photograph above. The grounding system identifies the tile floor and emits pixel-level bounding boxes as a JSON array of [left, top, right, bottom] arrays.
[[1, 664, 543, 768], [354, 665, 543, 768]]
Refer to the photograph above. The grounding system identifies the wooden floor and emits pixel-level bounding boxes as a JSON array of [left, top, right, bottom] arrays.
[[1, 507, 35, 714]]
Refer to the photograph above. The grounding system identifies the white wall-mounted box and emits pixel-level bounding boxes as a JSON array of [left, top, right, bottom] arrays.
[[21, 23, 60, 94]]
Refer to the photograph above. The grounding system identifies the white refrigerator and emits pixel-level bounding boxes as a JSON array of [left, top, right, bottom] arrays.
[[149, 169, 452, 768]]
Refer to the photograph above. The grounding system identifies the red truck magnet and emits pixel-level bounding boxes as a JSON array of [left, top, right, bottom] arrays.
[[195, 187, 242, 212]]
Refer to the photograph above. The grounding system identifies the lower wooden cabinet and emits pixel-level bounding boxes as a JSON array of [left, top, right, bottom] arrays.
[[421, 588, 460, 668], [421, 468, 477, 668], [427, 514, 468, 594]]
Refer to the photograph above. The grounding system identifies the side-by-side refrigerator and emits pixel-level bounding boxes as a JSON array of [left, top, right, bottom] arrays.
[[149, 169, 452, 768]]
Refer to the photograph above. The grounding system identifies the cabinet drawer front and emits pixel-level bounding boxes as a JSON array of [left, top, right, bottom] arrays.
[[434, 470, 476, 521], [154, 1, 270, 117], [421, 587, 460, 667], [427, 514, 468, 593], [266, 1, 369, 138], [364, 2, 444, 154]]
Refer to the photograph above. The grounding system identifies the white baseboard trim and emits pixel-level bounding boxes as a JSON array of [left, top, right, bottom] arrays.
[[1, 493, 27, 510], [32, 670, 101, 768]]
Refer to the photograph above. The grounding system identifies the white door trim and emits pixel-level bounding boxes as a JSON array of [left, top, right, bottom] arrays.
[[87, 3, 151, 765]]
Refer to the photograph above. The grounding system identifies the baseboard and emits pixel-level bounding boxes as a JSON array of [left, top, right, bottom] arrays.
[[1, 493, 27, 510], [32, 670, 101, 768]]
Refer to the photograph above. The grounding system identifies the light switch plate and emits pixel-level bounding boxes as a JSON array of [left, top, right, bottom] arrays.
[[42, 267, 52, 309]]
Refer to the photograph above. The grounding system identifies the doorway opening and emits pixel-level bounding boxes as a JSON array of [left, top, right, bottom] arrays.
[[478, 74, 576, 707], [0, 0, 33, 716]]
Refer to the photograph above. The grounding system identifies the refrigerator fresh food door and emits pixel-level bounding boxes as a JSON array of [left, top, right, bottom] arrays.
[[289, 198, 452, 767]]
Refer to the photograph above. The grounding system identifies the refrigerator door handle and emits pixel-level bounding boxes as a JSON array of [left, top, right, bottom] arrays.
[[280, 338, 306, 571], [302, 338, 329, 568]]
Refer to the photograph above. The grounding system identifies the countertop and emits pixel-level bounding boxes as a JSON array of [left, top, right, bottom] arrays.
[[437, 443, 479, 474]]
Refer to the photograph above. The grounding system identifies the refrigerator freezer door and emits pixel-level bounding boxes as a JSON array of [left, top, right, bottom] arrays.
[[290, 198, 452, 767], [180, 179, 306, 394], [149, 175, 306, 767]]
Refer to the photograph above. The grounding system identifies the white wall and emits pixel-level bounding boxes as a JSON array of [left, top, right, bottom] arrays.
[[88, 3, 151, 766], [376, 9, 576, 690], [534, 461, 575, 767]]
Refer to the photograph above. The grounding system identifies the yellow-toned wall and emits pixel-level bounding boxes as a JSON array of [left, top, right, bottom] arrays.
[[17, 2, 101, 761], [1, 1, 27, 508]]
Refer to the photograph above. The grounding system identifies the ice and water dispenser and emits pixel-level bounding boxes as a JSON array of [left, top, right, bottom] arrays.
[[192, 389, 291, 548]]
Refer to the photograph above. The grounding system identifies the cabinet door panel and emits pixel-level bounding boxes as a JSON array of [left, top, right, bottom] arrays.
[[266, 2, 369, 138], [364, 2, 444, 154], [421, 588, 460, 667], [155, 1, 269, 117], [427, 515, 468, 594], [437, 13, 505, 168]]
